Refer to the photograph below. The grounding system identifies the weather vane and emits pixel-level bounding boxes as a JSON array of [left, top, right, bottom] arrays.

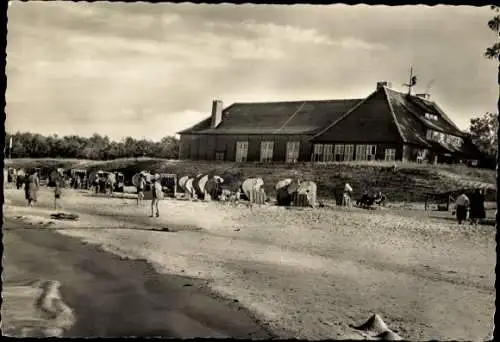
[[403, 66, 418, 95]]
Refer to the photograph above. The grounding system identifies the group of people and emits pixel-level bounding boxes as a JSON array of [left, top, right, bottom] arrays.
[[453, 189, 486, 224], [70, 175, 86, 190], [341, 182, 386, 208], [16, 168, 164, 218], [14, 167, 488, 225]]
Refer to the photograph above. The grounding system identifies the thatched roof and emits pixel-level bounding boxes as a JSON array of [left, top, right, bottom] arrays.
[[178, 99, 362, 135]]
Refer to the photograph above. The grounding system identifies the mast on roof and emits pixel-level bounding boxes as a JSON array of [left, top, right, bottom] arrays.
[[403, 66, 418, 95], [425, 79, 435, 94]]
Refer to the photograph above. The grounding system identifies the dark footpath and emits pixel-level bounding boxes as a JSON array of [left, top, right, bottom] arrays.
[[2, 219, 276, 338]]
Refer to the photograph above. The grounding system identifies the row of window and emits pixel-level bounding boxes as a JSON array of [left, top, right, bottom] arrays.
[[424, 113, 439, 121], [312, 144, 396, 162], [233, 140, 301, 163], [217, 142, 398, 162], [426, 129, 463, 146]]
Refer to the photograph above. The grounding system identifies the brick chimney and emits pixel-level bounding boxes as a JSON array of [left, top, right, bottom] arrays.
[[376, 81, 392, 90], [416, 93, 431, 100], [211, 100, 223, 128]]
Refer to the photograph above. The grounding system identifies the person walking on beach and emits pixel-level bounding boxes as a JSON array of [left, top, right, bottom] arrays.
[[150, 174, 163, 218], [454, 192, 470, 224], [137, 173, 146, 206], [24, 169, 40, 207]]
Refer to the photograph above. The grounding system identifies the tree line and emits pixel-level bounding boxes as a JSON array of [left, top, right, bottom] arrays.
[[5, 132, 180, 160], [468, 112, 498, 162]]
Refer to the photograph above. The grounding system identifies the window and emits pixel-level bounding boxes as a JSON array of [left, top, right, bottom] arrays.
[[334, 144, 345, 161], [384, 148, 396, 161], [427, 129, 445, 142], [438, 132, 445, 143], [355, 145, 367, 161], [323, 144, 334, 162], [312, 143, 335, 163], [260, 141, 274, 162], [286, 141, 300, 163], [425, 113, 438, 121], [215, 152, 225, 161], [448, 135, 463, 148], [366, 145, 377, 160], [235, 141, 248, 162], [344, 145, 354, 161], [312, 144, 323, 162]]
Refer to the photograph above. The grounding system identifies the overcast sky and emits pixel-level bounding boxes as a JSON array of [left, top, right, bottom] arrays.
[[6, 2, 498, 141]]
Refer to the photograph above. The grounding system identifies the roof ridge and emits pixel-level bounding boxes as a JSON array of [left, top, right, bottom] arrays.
[[385, 87, 423, 99], [383, 87, 407, 144], [176, 116, 211, 134], [230, 98, 363, 105]]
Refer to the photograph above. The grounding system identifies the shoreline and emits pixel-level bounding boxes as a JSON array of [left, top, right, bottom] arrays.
[[2, 219, 278, 338]]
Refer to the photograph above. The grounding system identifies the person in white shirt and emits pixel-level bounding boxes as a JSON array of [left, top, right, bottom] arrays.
[[454, 192, 470, 224], [343, 183, 353, 208]]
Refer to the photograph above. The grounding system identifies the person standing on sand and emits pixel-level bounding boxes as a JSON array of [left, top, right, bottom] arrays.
[[342, 183, 353, 208], [454, 192, 470, 224], [137, 173, 146, 206], [150, 174, 163, 218], [93, 174, 100, 194], [24, 170, 40, 207], [54, 182, 62, 210]]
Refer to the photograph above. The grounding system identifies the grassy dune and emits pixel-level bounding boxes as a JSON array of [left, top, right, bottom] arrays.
[[5, 158, 496, 202]]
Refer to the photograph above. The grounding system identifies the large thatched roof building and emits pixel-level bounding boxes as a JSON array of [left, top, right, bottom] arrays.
[[178, 82, 483, 165]]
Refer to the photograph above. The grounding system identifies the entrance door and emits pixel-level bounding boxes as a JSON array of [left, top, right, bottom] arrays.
[[235, 141, 248, 162], [286, 141, 300, 163]]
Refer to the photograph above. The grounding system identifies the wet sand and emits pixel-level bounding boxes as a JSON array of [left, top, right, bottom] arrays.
[[2, 220, 275, 338]]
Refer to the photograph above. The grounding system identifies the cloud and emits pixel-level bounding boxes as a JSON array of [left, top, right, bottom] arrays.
[[228, 39, 285, 60], [336, 37, 386, 51], [242, 20, 335, 45]]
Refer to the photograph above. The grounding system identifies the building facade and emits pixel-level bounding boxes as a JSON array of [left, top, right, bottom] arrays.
[[177, 82, 482, 165]]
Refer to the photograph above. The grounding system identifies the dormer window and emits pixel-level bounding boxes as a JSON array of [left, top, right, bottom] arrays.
[[426, 129, 463, 146], [424, 113, 438, 121]]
